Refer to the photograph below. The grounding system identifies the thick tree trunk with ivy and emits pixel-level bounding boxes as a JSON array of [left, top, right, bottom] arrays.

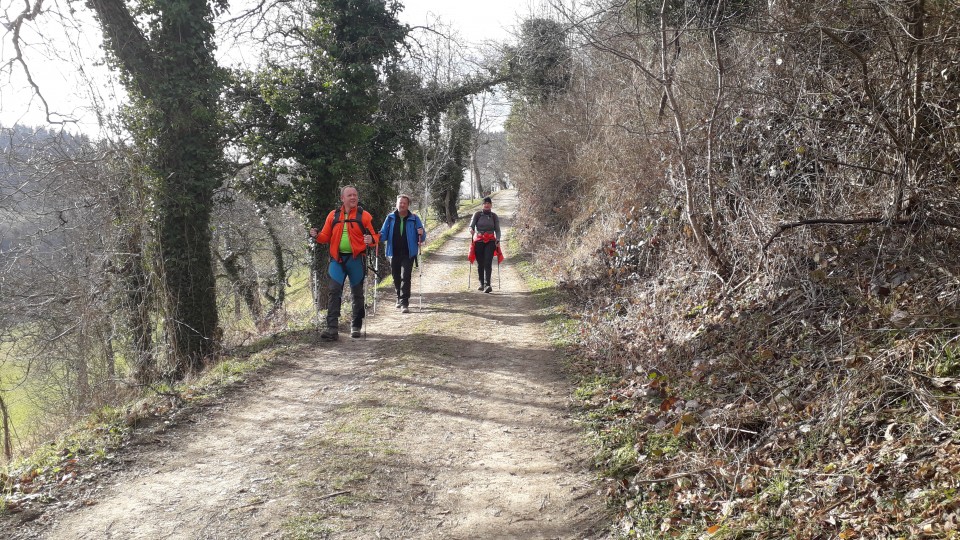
[[107, 184, 155, 384], [430, 100, 472, 224], [87, 0, 223, 377], [123, 223, 155, 384], [155, 109, 221, 376]]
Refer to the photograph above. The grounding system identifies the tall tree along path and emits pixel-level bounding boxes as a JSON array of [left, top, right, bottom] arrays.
[[21, 189, 609, 539]]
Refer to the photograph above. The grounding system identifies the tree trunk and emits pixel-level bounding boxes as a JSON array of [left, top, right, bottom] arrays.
[[87, 0, 223, 377], [124, 222, 154, 385], [108, 186, 155, 385], [0, 395, 11, 460], [894, 0, 928, 220], [218, 246, 263, 323], [156, 118, 221, 377], [102, 327, 117, 396], [445, 189, 458, 224], [471, 153, 482, 198], [74, 334, 90, 413], [657, 1, 730, 280], [262, 214, 286, 315]]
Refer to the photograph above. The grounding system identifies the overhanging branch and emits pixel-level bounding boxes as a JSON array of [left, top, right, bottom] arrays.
[[762, 214, 960, 251], [85, 0, 158, 99]]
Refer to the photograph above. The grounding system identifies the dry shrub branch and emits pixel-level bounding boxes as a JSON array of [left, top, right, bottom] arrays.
[[509, 0, 960, 537]]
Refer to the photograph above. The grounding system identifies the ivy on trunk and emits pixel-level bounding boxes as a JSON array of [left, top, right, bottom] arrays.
[[87, 0, 225, 377]]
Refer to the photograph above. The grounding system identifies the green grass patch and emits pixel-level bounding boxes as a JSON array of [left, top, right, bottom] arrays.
[[1, 339, 290, 514], [193, 352, 271, 391], [282, 513, 334, 539], [0, 358, 36, 446], [574, 374, 620, 402], [458, 197, 482, 211], [507, 232, 575, 347], [0, 332, 122, 451], [933, 339, 960, 378]]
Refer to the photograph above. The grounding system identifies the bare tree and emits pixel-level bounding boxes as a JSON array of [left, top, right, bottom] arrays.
[[0, 126, 141, 451], [549, 0, 732, 278], [211, 181, 307, 336]]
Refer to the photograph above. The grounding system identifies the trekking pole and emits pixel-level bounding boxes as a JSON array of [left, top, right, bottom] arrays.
[[467, 235, 473, 290], [498, 258, 501, 291], [418, 255, 424, 312], [372, 244, 379, 316], [363, 254, 369, 339]]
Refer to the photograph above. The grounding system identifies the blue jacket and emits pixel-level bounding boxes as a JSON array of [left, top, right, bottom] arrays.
[[379, 211, 426, 259]]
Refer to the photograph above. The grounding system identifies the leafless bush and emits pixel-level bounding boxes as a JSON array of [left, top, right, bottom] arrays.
[[0, 126, 134, 450], [211, 181, 308, 344], [512, 1, 960, 533]]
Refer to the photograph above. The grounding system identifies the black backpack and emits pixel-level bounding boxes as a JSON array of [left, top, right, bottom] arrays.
[[330, 205, 377, 264], [473, 211, 498, 231], [334, 205, 376, 239]]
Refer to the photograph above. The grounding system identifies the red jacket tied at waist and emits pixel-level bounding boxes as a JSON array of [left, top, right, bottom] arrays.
[[468, 233, 504, 263]]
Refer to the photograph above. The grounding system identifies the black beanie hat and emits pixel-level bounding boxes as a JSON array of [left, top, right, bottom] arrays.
[[483, 196, 492, 204]]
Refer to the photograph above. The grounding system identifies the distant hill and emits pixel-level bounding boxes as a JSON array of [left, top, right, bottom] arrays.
[[0, 124, 92, 254]]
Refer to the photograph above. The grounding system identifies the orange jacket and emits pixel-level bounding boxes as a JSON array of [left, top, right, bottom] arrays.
[[315, 206, 380, 259]]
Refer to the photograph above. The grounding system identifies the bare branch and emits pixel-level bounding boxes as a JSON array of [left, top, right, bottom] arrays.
[[2, 0, 68, 124], [763, 214, 960, 252], [85, 0, 157, 98]]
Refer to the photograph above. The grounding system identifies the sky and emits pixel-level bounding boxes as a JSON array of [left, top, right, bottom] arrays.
[[398, 0, 523, 44], [0, 0, 527, 135]]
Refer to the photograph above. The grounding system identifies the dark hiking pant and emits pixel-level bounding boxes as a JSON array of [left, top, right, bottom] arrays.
[[475, 240, 496, 286], [391, 255, 415, 306], [326, 254, 365, 330]]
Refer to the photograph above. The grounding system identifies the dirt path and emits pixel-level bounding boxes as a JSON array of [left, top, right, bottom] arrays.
[[11, 190, 610, 540]]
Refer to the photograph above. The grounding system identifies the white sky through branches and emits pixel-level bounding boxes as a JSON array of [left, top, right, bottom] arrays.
[[399, 0, 520, 43], [0, 0, 523, 135]]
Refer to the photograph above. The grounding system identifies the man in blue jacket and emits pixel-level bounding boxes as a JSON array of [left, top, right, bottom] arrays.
[[379, 194, 426, 313]]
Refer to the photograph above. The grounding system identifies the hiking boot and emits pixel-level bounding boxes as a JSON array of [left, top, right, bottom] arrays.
[[401, 305, 410, 314], [350, 327, 362, 338], [320, 327, 339, 341], [396, 299, 402, 308], [484, 285, 493, 293], [477, 283, 485, 291]]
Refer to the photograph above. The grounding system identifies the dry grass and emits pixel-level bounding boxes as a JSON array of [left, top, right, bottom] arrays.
[[506, 5, 960, 537]]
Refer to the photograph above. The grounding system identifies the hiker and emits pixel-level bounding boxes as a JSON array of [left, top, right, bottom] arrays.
[[309, 185, 380, 340], [469, 196, 501, 293], [379, 194, 426, 314]]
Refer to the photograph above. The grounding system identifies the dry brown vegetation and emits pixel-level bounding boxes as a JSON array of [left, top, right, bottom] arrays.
[[509, 1, 960, 538]]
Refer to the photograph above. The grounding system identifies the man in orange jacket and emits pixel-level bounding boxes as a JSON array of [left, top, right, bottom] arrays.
[[309, 185, 380, 340]]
